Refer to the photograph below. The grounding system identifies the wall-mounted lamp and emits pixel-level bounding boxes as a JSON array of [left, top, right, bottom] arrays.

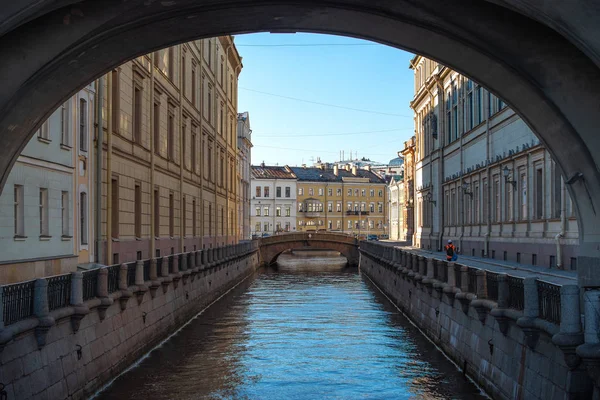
[[461, 183, 473, 198], [426, 192, 437, 207], [502, 166, 517, 188]]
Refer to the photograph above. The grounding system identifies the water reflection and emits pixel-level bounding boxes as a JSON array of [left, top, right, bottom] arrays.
[[95, 266, 487, 400]]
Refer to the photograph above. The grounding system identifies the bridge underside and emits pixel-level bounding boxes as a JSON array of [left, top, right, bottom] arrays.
[[2, 1, 600, 281]]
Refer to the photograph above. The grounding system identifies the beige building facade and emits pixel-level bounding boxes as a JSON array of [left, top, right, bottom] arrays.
[[292, 165, 387, 237], [97, 36, 243, 264], [408, 56, 578, 269]]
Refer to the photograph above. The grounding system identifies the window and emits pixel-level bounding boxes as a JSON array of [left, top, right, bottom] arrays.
[[336, 221, 341, 230], [355, 189, 359, 196], [255, 222, 261, 232], [466, 80, 474, 131], [318, 188, 324, 196], [255, 206, 261, 216], [285, 207, 291, 217], [61, 191, 69, 237], [207, 39, 212, 66], [361, 189, 366, 197], [474, 182, 480, 224], [60, 102, 70, 146], [111, 70, 120, 133], [208, 203, 212, 235], [285, 222, 290, 232], [370, 189, 374, 197], [14, 185, 24, 237], [369, 220, 374, 229], [476, 86, 483, 125], [378, 190, 383, 197], [133, 86, 142, 144], [309, 188, 314, 196], [263, 222, 269, 232], [256, 186, 261, 198], [505, 178, 513, 222], [378, 203, 383, 213], [154, 189, 160, 237], [535, 167, 543, 219], [370, 203, 375, 213], [552, 162, 562, 219], [336, 203, 341, 212], [264, 186, 270, 197], [347, 202, 352, 211], [167, 111, 175, 160], [169, 193, 174, 237], [39, 188, 49, 236], [191, 68, 197, 106], [328, 188, 333, 196], [276, 206, 281, 217], [298, 203, 304, 212], [348, 189, 352, 196], [182, 196, 186, 237], [482, 178, 489, 223], [298, 188, 304, 195], [493, 177, 500, 223], [167, 47, 175, 80], [80, 192, 87, 244], [264, 207, 269, 216], [519, 169, 527, 220], [276, 187, 282, 198], [348, 220, 353, 229], [111, 179, 119, 239], [135, 184, 142, 238], [207, 86, 212, 123], [328, 202, 333, 212], [361, 203, 366, 212], [285, 187, 291, 198], [191, 126, 197, 171], [182, 54, 186, 94], [153, 102, 160, 154], [337, 189, 342, 196], [79, 99, 87, 151]]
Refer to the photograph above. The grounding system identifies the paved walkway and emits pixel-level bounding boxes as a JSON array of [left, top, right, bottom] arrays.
[[373, 240, 577, 286]]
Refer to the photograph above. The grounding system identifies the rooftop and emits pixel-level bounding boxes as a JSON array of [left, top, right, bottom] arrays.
[[251, 165, 296, 180], [289, 166, 386, 184]]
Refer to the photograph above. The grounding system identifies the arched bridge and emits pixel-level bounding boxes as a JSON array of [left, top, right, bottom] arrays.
[[258, 233, 360, 267]]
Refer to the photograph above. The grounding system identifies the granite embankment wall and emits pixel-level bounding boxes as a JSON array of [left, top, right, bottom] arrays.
[[0, 242, 260, 399], [359, 241, 593, 400]]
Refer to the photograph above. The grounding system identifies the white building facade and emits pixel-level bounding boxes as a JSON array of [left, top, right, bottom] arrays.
[[388, 176, 405, 241], [250, 165, 297, 237], [0, 84, 96, 283], [237, 112, 253, 241], [410, 56, 578, 270]]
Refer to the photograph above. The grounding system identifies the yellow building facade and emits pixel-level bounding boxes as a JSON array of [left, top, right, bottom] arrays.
[[98, 36, 243, 264], [291, 165, 387, 237]]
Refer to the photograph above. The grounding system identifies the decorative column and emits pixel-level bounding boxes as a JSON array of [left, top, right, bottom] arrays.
[[70, 272, 89, 332], [517, 277, 540, 348], [34, 279, 54, 348]]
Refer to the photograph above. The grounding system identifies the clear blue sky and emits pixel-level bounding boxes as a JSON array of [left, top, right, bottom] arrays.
[[235, 33, 416, 167]]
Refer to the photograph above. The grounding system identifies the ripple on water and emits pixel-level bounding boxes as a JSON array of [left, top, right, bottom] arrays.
[[94, 267, 487, 400]]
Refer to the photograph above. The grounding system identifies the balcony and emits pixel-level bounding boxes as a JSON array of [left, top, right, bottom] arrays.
[[301, 211, 322, 218], [345, 210, 369, 216]]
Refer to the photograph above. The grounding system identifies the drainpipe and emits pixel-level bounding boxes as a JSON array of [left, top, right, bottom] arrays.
[[95, 76, 104, 264], [555, 175, 566, 268]]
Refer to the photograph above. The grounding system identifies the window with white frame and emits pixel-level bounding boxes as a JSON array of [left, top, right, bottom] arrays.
[[79, 98, 88, 151], [255, 206, 261, 216], [61, 191, 69, 237], [61, 102, 70, 146], [519, 169, 527, 221], [298, 188, 303, 195], [276, 206, 281, 217], [336, 202, 341, 212], [285, 207, 291, 217], [39, 188, 49, 236], [309, 188, 314, 196], [14, 185, 24, 237], [370, 203, 375, 213], [80, 192, 88, 245], [255, 222, 261, 232], [337, 188, 342, 196], [38, 121, 50, 141], [263, 222, 269, 232], [378, 203, 383, 213], [263, 206, 269, 216], [318, 188, 323, 196]]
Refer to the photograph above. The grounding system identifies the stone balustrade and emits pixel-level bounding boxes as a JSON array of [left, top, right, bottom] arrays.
[[358, 240, 591, 399], [0, 241, 258, 353]]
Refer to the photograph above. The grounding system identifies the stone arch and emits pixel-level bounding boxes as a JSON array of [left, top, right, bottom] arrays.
[[2, 1, 600, 276]]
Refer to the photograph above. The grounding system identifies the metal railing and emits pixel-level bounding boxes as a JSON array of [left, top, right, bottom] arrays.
[[467, 268, 477, 293], [507, 276, 524, 310], [454, 264, 462, 288], [168, 256, 174, 274], [143, 259, 152, 281], [82, 269, 99, 301], [2, 280, 35, 325], [47, 274, 71, 311], [107, 264, 120, 294], [126, 262, 136, 287], [486, 271, 499, 301], [538, 280, 561, 324]]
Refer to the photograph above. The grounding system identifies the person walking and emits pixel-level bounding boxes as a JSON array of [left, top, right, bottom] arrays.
[[445, 240, 457, 261]]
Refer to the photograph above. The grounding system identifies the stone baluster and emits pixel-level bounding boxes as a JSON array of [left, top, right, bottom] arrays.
[[172, 254, 181, 288], [118, 263, 132, 310], [476, 270, 487, 299], [490, 274, 510, 334], [34, 279, 54, 348], [70, 271, 89, 332], [517, 277, 540, 348], [443, 262, 458, 306], [460, 266, 469, 293], [160, 256, 172, 293], [149, 258, 160, 298], [96, 267, 113, 320], [551, 285, 584, 370], [134, 260, 148, 303]]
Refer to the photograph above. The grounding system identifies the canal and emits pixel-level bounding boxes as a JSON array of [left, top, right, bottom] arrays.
[[94, 264, 487, 399]]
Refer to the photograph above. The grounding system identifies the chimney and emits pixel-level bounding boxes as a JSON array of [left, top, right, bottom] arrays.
[[352, 165, 358, 176], [261, 161, 265, 168], [333, 165, 339, 176]]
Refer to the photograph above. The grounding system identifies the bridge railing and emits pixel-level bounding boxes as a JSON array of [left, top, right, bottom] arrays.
[[358, 241, 572, 342], [0, 240, 259, 341], [259, 231, 357, 246]]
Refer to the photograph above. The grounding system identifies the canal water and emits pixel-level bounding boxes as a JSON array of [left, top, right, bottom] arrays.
[[95, 265, 487, 399]]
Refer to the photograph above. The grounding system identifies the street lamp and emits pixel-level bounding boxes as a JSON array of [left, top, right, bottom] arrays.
[[461, 183, 473, 198], [426, 192, 437, 207], [503, 166, 517, 188]]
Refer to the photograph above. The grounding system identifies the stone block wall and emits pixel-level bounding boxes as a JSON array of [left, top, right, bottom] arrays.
[[358, 244, 593, 400], [0, 247, 260, 400]]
